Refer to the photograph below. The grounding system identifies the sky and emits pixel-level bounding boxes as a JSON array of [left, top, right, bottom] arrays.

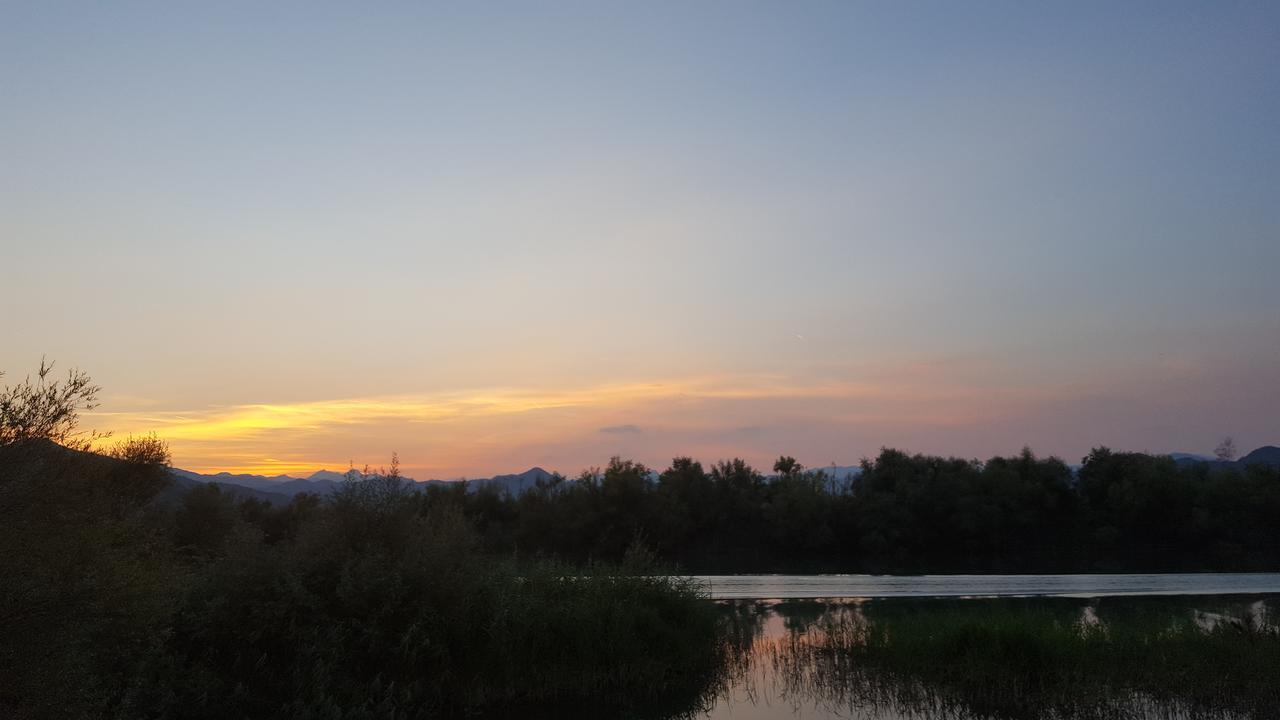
[[3, 2, 1277, 478]]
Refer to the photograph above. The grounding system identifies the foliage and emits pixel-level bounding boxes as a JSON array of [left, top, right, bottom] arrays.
[[1215, 435, 1237, 462], [106, 433, 171, 466], [0, 443, 724, 719], [0, 358, 107, 450], [0, 441, 177, 719], [423, 446, 1280, 573], [791, 597, 1280, 719], [5, 360, 1280, 717]]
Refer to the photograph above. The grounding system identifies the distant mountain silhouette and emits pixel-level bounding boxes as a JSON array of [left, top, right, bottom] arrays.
[[170, 467, 288, 486], [468, 467, 553, 495], [1169, 445, 1280, 469], [166, 469, 294, 506], [171, 468, 297, 494], [1240, 446, 1280, 467], [167, 465, 560, 499], [165, 463, 878, 499], [307, 470, 352, 482]]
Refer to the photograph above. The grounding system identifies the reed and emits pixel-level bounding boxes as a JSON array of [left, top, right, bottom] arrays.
[[787, 597, 1280, 719]]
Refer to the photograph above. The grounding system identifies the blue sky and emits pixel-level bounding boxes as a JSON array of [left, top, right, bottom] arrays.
[[3, 2, 1277, 476]]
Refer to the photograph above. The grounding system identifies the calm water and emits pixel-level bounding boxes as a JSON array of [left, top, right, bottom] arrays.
[[691, 594, 1279, 720], [689, 573, 1280, 600], [644, 575, 1280, 719]]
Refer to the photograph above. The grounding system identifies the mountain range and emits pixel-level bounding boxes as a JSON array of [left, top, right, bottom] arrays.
[[1170, 445, 1280, 469], [165, 463, 866, 505], [168, 466, 556, 506], [167, 447, 1278, 506]]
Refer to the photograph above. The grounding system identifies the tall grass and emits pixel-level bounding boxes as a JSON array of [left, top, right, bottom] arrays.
[[779, 597, 1280, 719], [123, 503, 725, 719]]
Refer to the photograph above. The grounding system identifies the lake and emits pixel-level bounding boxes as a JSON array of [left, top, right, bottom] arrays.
[[688, 573, 1280, 600], [654, 576, 1280, 720]]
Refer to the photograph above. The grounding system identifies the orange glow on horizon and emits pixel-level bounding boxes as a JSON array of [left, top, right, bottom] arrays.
[[85, 371, 1069, 478]]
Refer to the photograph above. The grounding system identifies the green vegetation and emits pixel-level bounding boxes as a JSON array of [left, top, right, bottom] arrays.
[[0, 358, 105, 450], [425, 448, 1280, 573], [772, 597, 1280, 718], [5, 361, 1280, 718], [0, 440, 176, 719], [0, 364, 724, 719], [0, 440, 724, 719]]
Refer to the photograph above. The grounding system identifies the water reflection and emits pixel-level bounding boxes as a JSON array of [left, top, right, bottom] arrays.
[[691, 574, 1280, 600], [696, 596, 1280, 720]]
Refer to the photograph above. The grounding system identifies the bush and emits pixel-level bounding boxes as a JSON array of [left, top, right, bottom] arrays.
[[127, 482, 724, 719], [0, 359, 105, 450], [106, 433, 171, 466]]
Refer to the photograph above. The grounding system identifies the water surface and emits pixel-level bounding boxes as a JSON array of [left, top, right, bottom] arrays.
[[694, 594, 1278, 720], [690, 573, 1280, 600]]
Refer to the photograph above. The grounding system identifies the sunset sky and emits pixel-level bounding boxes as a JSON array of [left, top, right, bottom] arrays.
[[4, 2, 1277, 478]]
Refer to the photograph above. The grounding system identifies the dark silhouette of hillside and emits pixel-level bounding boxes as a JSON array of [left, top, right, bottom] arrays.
[[0, 438, 174, 716], [1171, 444, 1280, 471], [165, 469, 293, 505], [1241, 445, 1280, 467], [167, 464, 558, 500]]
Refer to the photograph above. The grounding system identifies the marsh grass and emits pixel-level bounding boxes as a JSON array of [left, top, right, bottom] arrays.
[[122, 506, 727, 719], [773, 597, 1280, 719], [1, 440, 731, 719], [457, 563, 724, 711]]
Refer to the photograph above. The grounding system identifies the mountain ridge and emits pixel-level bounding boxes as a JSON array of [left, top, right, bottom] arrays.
[[166, 445, 1277, 503], [1169, 445, 1280, 469], [167, 464, 559, 501]]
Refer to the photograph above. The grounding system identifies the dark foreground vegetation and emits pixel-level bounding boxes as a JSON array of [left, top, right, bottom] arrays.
[[425, 448, 1280, 573], [4, 362, 1280, 718], [0, 362, 726, 717], [753, 596, 1280, 719], [0, 439, 723, 719]]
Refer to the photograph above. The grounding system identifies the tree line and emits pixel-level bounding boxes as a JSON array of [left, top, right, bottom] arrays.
[[404, 448, 1280, 573], [5, 360, 1280, 717]]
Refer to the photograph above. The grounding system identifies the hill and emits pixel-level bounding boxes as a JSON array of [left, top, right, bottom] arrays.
[[0, 437, 172, 505], [1170, 445, 1280, 469], [1240, 446, 1280, 467], [469, 466, 554, 495], [0, 439, 294, 508], [165, 469, 293, 506], [168, 465, 561, 499]]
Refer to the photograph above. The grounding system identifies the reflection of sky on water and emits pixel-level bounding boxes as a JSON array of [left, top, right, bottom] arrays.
[[698, 596, 1275, 720], [692, 574, 1280, 601]]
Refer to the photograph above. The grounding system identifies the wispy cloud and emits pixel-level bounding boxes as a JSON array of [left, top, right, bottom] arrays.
[[85, 368, 1074, 477]]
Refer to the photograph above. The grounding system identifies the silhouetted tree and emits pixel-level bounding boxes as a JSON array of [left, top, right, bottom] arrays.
[[1215, 436, 1237, 462], [106, 432, 171, 466], [774, 455, 803, 479], [0, 358, 106, 449]]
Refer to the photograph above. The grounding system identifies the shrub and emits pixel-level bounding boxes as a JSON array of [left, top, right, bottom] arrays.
[[106, 433, 171, 466]]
